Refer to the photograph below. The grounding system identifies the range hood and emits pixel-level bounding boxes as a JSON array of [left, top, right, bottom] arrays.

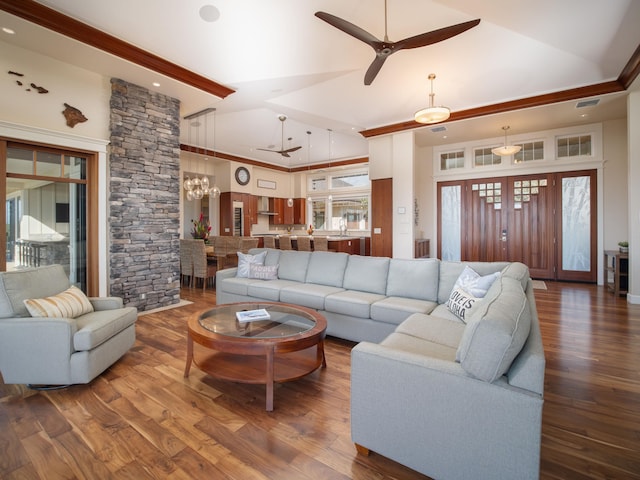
[[257, 196, 276, 215]]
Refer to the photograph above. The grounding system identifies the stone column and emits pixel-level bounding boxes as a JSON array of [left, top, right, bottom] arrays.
[[109, 78, 181, 310]]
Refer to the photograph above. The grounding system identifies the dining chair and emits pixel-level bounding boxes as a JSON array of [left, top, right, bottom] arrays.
[[263, 236, 277, 249], [312, 236, 329, 251], [278, 235, 293, 250], [180, 239, 194, 286], [240, 237, 259, 253], [192, 239, 217, 291], [296, 236, 312, 251]]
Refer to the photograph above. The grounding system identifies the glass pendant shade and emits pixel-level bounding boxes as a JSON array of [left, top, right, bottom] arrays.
[[186, 189, 194, 201], [414, 106, 450, 124], [183, 177, 193, 191], [201, 176, 209, 190], [491, 126, 522, 156]]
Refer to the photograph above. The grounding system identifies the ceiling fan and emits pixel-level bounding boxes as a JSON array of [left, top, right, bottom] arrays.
[[315, 1, 480, 85], [257, 114, 302, 157]]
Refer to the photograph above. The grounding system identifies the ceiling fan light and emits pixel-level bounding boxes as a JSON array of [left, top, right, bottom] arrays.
[[414, 106, 450, 124]]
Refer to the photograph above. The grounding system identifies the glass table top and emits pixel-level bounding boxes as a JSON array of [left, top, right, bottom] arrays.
[[198, 303, 317, 339]]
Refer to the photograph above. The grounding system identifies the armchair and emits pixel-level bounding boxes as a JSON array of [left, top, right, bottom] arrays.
[[0, 265, 137, 387]]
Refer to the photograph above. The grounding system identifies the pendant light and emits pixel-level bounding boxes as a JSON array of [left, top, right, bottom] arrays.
[[327, 129, 333, 202], [306, 131, 313, 203], [287, 130, 294, 208], [491, 126, 521, 156], [208, 108, 220, 198], [414, 73, 450, 124]]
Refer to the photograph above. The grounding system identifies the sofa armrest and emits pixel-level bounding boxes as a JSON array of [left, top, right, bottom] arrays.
[[89, 297, 124, 311], [216, 267, 238, 281], [0, 317, 76, 383]]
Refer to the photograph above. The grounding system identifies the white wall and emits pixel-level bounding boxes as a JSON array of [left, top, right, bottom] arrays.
[[0, 42, 110, 139], [627, 90, 640, 303], [602, 118, 629, 250]]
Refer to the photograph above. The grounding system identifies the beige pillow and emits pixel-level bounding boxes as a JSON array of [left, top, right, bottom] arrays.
[[24, 285, 94, 318]]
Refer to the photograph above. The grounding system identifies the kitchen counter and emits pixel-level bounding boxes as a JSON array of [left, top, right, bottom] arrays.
[[252, 235, 370, 255]]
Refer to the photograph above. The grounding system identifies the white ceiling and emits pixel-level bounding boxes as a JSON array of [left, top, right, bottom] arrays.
[[1, 0, 639, 168]]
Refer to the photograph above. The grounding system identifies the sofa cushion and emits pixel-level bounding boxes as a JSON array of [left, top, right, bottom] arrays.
[[236, 251, 267, 277], [325, 290, 386, 319], [370, 297, 437, 326], [343, 256, 390, 295], [386, 258, 439, 301], [277, 251, 311, 282], [218, 277, 261, 296], [73, 307, 137, 351], [0, 264, 71, 318], [446, 287, 482, 324], [280, 284, 345, 310], [395, 313, 466, 350], [305, 251, 349, 287], [248, 264, 279, 280], [452, 265, 500, 298], [456, 276, 532, 382], [429, 303, 464, 323], [437, 261, 509, 304], [24, 285, 94, 319], [246, 279, 301, 301]]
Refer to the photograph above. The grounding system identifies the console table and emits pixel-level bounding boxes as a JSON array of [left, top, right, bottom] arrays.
[[604, 250, 628, 296]]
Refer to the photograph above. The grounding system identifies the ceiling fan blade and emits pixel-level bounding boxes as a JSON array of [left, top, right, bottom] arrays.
[[364, 55, 388, 85], [315, 11, 381, 47], [282, 146, 302, 154], [257, 148, 279, 153], [395, 19, 480, 50]]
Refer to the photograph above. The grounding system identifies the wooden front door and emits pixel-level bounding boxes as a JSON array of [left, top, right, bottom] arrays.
[[438, 170, 596, 281]]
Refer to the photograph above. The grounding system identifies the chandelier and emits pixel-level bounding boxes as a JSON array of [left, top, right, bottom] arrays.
[[183, 108, 220, 201], [414, 73, 450, 124]]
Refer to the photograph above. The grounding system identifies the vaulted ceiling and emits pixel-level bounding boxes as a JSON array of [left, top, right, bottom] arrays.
[[1, 0, 639, 168]]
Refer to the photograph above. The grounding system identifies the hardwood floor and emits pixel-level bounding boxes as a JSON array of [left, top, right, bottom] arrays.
[[1, 282, 639, 479]]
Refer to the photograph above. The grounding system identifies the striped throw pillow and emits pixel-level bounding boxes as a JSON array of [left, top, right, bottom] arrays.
[[24, 285, 94, 318]]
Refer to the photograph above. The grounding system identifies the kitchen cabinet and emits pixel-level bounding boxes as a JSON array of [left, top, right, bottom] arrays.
[[269, 197, 294, 225], [293, 198, 306, 225]]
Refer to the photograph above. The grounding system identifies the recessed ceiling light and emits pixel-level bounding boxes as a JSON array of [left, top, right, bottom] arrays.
[[152, 82, 160, 87], [199, 5, 220, 22], [2, 27, 15, 35]]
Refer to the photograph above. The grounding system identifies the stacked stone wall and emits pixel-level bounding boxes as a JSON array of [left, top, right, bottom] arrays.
[[109, 78, 181, 310]]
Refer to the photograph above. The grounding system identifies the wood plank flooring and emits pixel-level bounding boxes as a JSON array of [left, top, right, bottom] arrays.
[[1, 281, 639, 479]]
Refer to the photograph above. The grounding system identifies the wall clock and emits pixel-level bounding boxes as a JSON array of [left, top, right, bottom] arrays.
[[235, 166, 250, 186]]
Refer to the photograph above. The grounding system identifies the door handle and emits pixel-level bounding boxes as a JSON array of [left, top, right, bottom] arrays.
[[501, 229, 507, 242]]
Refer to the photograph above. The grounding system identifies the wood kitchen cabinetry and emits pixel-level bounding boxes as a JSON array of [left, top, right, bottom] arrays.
[[293, 198, 306, 225], [220, 192, 257, 236], [269, 197, 295, 225]]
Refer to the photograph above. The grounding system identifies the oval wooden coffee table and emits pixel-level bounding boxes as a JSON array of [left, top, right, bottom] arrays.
[[184, 302, 327, 411]]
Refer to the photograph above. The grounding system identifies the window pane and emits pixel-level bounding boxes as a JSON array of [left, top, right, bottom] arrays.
[[36, 151, 62, 177], [562, 176, 591, 271], [331, 196, 369, 231], [64, 155, 87, 180], [6, 178, 88, 290], [331, 172, 369, 189], [514, 141, 544, 163], [440, 151, 465, 170], [310, 177, 326, 192], [310, 199, 326, 230], [6, 147, 33, 175], [474, 148, 501, 167], [557, 135, 591, 158], [441, 185, 461, 261]]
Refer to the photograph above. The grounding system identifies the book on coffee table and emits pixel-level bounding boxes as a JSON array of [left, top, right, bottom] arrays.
[[236, 308, 271, 322]]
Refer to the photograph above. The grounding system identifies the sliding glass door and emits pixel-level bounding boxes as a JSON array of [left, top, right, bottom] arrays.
[[2, 141, 98, 293]]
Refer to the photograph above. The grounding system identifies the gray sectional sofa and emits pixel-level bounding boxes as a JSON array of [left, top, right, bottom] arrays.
[[216, 248, 545, 480]]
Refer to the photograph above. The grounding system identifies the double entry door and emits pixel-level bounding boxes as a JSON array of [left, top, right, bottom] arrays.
[[437, 170, 596, 282]]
